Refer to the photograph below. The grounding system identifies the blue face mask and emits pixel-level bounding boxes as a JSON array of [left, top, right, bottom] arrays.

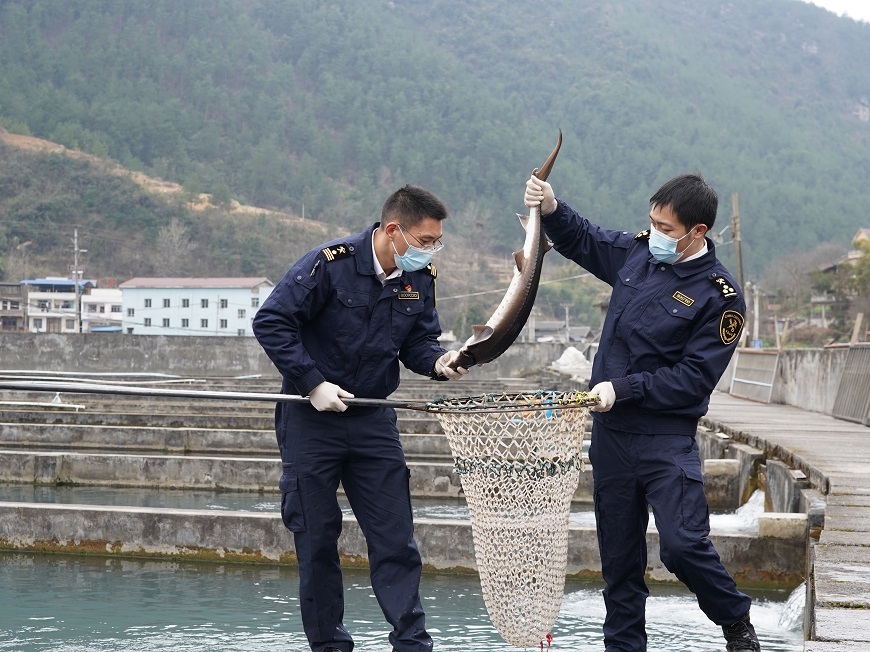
[[392, 228, 435, 271], [648, 225, 691, 264]]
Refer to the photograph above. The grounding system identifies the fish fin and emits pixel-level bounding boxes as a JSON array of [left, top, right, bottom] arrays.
[[513, 249, 525, 272], [471, 325, 493, 342], [516, 212, 529, 232], [544, 237, 553, 253]]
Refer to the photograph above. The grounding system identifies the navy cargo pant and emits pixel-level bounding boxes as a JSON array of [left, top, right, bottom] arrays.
[[277, 403, 432, 652], [589, 422, 752, 651]]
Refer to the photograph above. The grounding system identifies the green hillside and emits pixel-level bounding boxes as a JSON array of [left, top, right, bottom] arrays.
[[1, 0, 868, 335]]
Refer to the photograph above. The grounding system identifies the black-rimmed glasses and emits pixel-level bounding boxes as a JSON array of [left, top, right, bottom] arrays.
[[398, 223, 444, 253]]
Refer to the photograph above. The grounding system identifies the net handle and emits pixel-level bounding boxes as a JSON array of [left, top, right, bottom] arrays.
[[0, 380, 597, 413]]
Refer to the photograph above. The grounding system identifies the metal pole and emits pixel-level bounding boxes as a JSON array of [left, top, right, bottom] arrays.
[[731, 193, 744, 291], [73, 227, 81, 333]]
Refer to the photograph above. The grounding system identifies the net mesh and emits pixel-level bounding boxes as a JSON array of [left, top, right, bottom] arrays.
[[430, 391, 593, 648]]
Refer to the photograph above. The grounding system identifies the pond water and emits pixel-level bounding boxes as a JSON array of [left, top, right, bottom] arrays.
[[0, 552, 803, 652]]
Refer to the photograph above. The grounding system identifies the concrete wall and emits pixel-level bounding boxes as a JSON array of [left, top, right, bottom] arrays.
[[769, 347, 851, 415], [0, 333, 566, 381], [0, 333, 854, 413], [0, 502, 807, 588]]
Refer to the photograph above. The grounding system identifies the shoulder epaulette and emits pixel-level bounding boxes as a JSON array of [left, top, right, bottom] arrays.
[[321, 244, 353, 262], [711, 275, 738, 299], [427, 264, 437, 278], [634, 230, 650, 239]]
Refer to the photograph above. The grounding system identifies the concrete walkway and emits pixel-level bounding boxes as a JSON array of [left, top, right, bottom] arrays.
[[703, 391, 870, 651]]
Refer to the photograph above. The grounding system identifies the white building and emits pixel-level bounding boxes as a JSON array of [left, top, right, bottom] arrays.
[[22, 277, 96, 333], [81, 288, 124, 333], [119, 277, 274, 336]]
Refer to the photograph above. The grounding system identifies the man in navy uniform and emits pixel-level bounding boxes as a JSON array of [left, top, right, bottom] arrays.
[[524, 173, 759, 652], [253, 185, 468, 652]]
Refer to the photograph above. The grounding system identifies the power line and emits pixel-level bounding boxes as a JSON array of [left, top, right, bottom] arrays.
[[438, 273, 592, 301]]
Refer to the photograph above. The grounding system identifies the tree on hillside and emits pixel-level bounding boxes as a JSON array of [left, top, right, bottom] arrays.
[[152, 218, 197, 276]]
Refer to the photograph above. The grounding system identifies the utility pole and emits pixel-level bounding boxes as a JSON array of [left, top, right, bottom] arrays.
[[731, 193, 744, 291], [561, 302, 571, 343], [71, 228, 87, 333]]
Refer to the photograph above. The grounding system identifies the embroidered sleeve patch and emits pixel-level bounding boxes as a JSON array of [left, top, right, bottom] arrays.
[[719, 310, 744, 345]]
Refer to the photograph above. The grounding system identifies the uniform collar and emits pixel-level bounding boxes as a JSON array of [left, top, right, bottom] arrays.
[[372, 229, 402, 284], [355, 222, 404, 283], [667, 237, 717, 278]]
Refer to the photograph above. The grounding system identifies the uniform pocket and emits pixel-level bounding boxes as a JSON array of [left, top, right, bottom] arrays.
[[391, 298, 425, 344], [332, 287, 369, 339], [674, 450, 710, 532], [645, 295, 698, 345], [278, 470, 307, 533]]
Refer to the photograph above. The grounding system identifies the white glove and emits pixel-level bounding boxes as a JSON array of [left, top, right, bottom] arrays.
[[589, 381, 616, 413], [523, 176, 557, 216], [308, 381, 354, 412], [434, 351, 469, 381]]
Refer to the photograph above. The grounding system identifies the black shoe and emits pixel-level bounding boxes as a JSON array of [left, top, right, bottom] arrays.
[[722, 612, 761, 651]]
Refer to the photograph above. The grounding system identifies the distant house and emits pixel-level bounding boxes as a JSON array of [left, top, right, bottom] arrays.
[[119, 277, 274, 336], [21, 277, 96, 333], [81, 288, 124, 333], [0, 282, 26, 331], [812, 228, 869, 329], [523, 318, 593, 343]]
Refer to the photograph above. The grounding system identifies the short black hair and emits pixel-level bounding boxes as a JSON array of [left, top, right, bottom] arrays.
[[649, 173, 717, 230], [381, 184, 449, 227]]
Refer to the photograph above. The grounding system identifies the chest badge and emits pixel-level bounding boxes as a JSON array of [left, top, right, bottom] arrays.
[[673, 291, 694, 307], [398, 285, 419, 300], [719, 310, 744, 345]]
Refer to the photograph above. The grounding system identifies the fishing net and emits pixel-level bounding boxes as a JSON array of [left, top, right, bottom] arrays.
[[427, 391, 595, 649]]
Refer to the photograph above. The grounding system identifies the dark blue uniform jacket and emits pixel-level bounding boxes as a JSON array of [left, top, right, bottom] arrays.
[[253, 223, 446, 400], [544, 200, 746, 436]]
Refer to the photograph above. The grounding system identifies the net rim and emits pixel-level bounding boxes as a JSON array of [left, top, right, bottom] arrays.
[[424, 390, 597, 413]]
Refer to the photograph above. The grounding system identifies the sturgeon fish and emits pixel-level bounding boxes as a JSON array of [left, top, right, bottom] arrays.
[[449, 130, 562, 370]]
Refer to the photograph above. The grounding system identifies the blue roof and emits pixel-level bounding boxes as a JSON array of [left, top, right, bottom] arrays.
[[20, 278, 96, 287]]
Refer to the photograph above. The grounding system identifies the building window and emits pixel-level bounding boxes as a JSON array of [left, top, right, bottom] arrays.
[[182, 298, 190, 308], [145, 299, 152, 308], [201, 299, 209, 308], [220, 319, 228, 329], [87, 304, 97, 313], [162, 318, 170, 327], [181, 319, 189, 328], [111, 305, 121, 313], [33, 318, 43, 329], [220, 298, 228, 309], [126, 327, 134, 334], [65, 319, 75, 330], [144, 318, 152, 327], [163, 298, 170, 308], [251, 297, 260, 308], [237, 328, 246, 336], [10, 301, 19, 310], [237, 309, 246, 319], [201, 318, 208, 328], [127, 308, 135, 317], [99, 306, 105, 313]]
